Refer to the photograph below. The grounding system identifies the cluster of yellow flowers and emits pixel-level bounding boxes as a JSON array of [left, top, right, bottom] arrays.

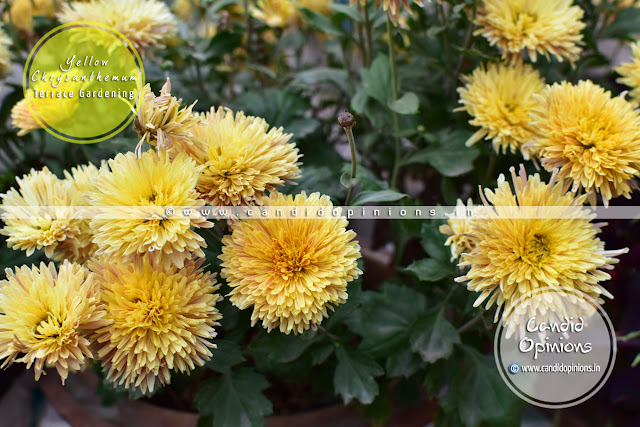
[[0, 77, 362, 391], [443, 0, 637, 329]]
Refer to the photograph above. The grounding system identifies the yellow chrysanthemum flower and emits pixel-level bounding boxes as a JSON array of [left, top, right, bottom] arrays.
[[88, 150, 211, 269], [0, 167, 85, 260], [220, 191, 362, 334], [57, 0, 178, 54], [4, 0, 61, 34], [134, 78, 201, 152], [56, 163, 101, 264], [89, 257, 222, 393], [0, 28, 12, 78], [439, 198, 475, 262], [10, 99, 41, 136], [530, 80, 640, 205], [617, 41, 640, 104], [474, 0, 585, 64], [455, 165, 627, 333], [457, 61, 546, 160], [252, 0, 299, 28], [0, 261, 109, 383], [187, 106, 301, 206]]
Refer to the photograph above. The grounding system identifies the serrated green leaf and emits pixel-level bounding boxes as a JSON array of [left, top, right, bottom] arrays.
[[249, 330, 317, 365], [334, 347, 384, 404], [345, 282, 427, 357], [454, 347, 524, 427], [385, 346, 424, 378], [361, 55, 393, 107], [405, 258, 454, 282], [350, 190, 407, 206], [388, 92, 419, 115], [206, 340, 245, 374], [420, 221, 453, 264], [410, 309, 460, 363], [311, 342, 335, 366], [403, 129, 479, 177], [194, 369, 273, 427]]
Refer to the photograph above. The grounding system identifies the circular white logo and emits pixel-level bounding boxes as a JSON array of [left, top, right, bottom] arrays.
[[494, 287, 616, 409]]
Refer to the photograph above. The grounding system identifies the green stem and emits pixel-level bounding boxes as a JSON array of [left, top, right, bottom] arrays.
[[452, 3, 477, 96], [363, 1, 373, 67], [458, 312, 484, 334], [436, 2, 453, 75], [619, 330, 640, 342], [318, 325, 340, 342], [345, 127, 358, 205], [553, 409, 563, 427], [386, 15, 402, 190], [439, 283, 459, 308], [355, 3, 367, 66], [244, 0, 253, 54]]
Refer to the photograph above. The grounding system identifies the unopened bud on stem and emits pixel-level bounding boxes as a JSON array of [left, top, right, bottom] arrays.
[[338, 110, 356, 129]]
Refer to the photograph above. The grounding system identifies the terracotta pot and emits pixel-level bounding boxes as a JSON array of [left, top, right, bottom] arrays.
[[38, 370, 436, 427]]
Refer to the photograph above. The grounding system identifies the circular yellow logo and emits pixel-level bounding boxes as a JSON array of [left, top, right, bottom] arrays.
[[23, 22, 145, 144]]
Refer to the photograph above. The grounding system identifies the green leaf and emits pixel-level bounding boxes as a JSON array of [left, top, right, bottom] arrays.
[[385, 346, 424, 378], [388, 92, 419, 115], [292, 67, 351, 93], [299, 8, 344, 36], [454, 347, 524, 427], [405, 258, 454, 282], [249, 330, 317, 365], [207, 31, 244, 59], [345, 282, 427, 357], [350, 190, 407, 206], [194, 369, 273, 427], [310, 342, 335, 366], [340, 172, 358, 189], [600, 8, 640, 39], [285, 117, 320, 138], [403, 129, 479, 177], [206, 340, 246, 374], [330, 3, 363, 22], [333, 347, 384, 404], [360, 55, 393, 107], [420, 221, 453, 264], [410, 309, 460, 363]]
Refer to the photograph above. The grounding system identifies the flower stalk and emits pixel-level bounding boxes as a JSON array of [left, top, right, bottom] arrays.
[[387, 15, 402, 189]]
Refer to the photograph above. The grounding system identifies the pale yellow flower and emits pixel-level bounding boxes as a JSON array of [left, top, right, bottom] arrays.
[[5, 0, 61, 34], [617, 41, 640, 104], [439, 198, 476, 262], [456, 165, 627, 334], [0, 27, 12, 78], [0, 261, 109, 383], [88, 150, 211, 269], [475, 0, 585, 64], [457, 61, 546, 160], [186, 106, 301, 206], [530, 80, 640, 205], [89, 257, 222, 393], [57, 0, 178, 54], [220, 191, 362, 334]]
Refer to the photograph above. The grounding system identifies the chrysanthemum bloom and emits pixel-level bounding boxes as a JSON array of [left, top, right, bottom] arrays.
[[455, 165, 627, 334], [457, 61, 546, 160], [56, 163, 101, 264], [0, 167, 84, 259], [0, 261, 109, 383], [88, 150, 211, 269], [10, 99, 41, 136], [252, 0, 298, 28], [616, 41, 640, 104], [134, 79, 201, 152], [0, 28, 12, 78], [220, 192, 362, 334], [439, 198, 476, 262], [89, 256, 222, 393], [529, 80, 640, 205], [57, 0, 178, 54], [187, 107, 301, 206], [474, 0, 585, 64], [4, 0, 61, 34]]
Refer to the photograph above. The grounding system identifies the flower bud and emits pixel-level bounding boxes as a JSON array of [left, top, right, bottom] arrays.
[[338, 110, 356, 129]]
